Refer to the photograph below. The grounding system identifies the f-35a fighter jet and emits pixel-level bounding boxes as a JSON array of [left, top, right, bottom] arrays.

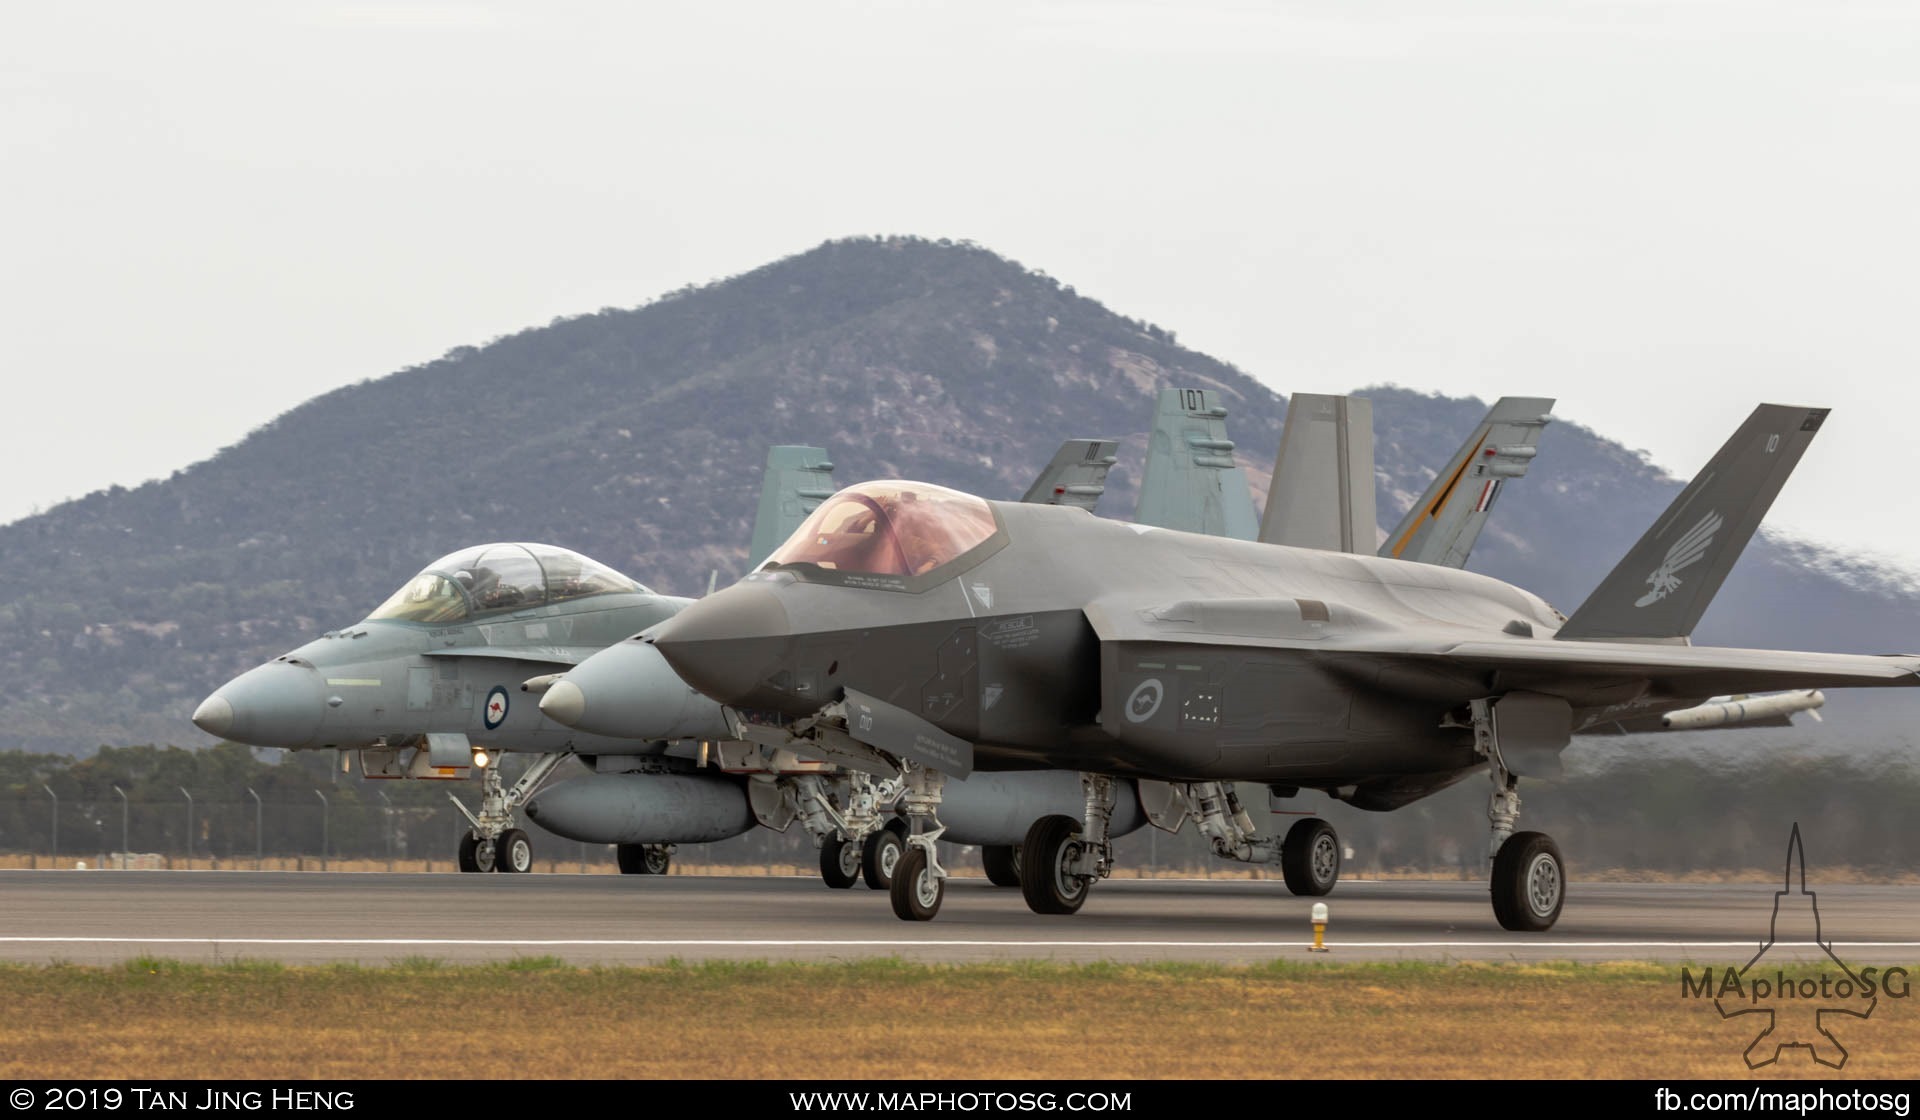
[[646, 402, 1918, 930]]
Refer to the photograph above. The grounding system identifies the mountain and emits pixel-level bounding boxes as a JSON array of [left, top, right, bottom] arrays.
[[3, 235, 1919, 756]]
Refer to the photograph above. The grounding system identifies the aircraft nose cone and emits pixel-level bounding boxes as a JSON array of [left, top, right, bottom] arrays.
[[540, 680, 587, 728], [193, 662, 327, 747], [191, 694, 233, 737], [545, 639, 733, 740], [651, 584, 794, 708]]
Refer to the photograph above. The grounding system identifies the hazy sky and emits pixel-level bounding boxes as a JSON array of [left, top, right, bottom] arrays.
[[5, 2, 1917, 568]]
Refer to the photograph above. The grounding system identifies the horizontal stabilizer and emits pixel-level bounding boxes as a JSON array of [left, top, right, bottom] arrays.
[[1260, 393, 1377, 552], [1558, 404, 1828, 641], [1022, 438, 1120, 512]]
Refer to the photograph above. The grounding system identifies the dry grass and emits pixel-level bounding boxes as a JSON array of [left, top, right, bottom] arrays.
[[2, 958, 1915, 1080]]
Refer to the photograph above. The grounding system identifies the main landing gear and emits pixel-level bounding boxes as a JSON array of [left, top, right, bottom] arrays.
[[787, 771, 908, 891], [451, 751, 568, 874], [980, 844, 1022, 887], [1471, 698, 1566, 931], [889, 764, 949, 920], [616, 843, 674, 875], [1185, 782, 1340, 897], [1020, 774, 1118, 915]]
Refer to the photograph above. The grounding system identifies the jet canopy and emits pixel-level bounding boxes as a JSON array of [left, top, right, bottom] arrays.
[[764, 481, 1000, 581], [366, 543, 645, 624]]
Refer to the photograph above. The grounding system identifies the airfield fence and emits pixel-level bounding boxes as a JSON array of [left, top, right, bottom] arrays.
[[0, 790, 1257, 877], [6, 754, 1920, 878]]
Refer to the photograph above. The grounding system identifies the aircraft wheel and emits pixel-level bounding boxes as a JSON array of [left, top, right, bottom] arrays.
[[495, 829, 533, 873], [616, 844, 671, 874], [1280, 818, 1340, 897], [457, 834, 482, 873], [885, 816, 909, 841], [1491, 831, 1564, 932], [1020, 815, 1090, 915], [861, 827, 902, 890], [470, 834, 498, 874], [889, 844, 944, 921], [819, 838, 861, 889], [981, 844, 1022, 887]]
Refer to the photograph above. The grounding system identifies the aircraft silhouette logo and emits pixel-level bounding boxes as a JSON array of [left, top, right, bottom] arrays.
[[1710, 824, 1878, 1069], [1636, 510, 1722, 607]]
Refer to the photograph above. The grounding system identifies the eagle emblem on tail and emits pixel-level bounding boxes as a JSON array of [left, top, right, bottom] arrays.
[[1636, 510, 1723, 607]]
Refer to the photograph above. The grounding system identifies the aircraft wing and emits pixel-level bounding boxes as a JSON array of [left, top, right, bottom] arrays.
[[1083, 596, 1920, 705], [1401, 639, 1920, 699], [421, 646, 604, 667]]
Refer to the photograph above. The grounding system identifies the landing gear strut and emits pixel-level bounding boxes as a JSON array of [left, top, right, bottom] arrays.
[[1471, 698, 1566, 931], [1020, 773, 1117, 915], [789, 771, 903, 891], [450, 751, 568, 874], [1186, 781, 1340, 896], [889, 765, 948, 921]]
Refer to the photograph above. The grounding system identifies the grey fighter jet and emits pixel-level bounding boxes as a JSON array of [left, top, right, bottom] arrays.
[[534, 437, 1129, 891], [187, 445, 846, 874], [645, 402, 1920, 930], [189, 542, 747, 873], [545, 390, 1560, 895]]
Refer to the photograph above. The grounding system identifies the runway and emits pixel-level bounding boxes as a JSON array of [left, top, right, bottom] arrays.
[[2, 870, 1916, 965]]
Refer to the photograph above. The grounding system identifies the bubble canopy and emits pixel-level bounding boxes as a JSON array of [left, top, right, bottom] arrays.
[[764, 481, 1001, 582], [366, 544, 645, 624]]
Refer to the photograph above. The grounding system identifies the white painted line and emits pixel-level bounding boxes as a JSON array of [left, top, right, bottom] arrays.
[[3, 937, 1918, 949]]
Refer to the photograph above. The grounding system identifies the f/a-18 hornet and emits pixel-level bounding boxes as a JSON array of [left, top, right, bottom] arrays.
[[643, 402, 1912, 930]]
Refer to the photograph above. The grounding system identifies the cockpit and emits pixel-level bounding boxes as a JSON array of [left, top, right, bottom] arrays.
[[365, 543, 644, 624], [762, 481, 1001, 582]]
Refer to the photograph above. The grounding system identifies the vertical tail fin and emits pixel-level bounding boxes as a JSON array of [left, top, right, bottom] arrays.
[[1381, 396, 1555, 569], [747, 445, 836, 570], [1135, 388, 1260, 539], [1021, 439, 1120, 512], [1556, 404, 1828, 642], [1259, 393, 1376, 552]]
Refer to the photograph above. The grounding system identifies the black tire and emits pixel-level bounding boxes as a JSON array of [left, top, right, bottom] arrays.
[[616, 843, 670, 875], [457, 833, 482, 873], [1280, 818, 1340, 897], [1019, 814, 1091, 915], [495, 829, 533, 874], [819, 838, 861, 889], [470, 834, 498, 874], [889, 843, 944, 921], [1491, 831, 1564, 932], [981, 844, 1022, 888], [885, 816, 909, 841], [861, 828, 903, 890]]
